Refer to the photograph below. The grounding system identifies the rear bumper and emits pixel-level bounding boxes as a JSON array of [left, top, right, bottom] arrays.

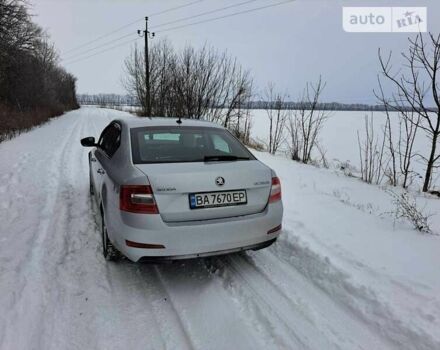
[[138, 238, 277, 263], [106, 201, 283, 262]]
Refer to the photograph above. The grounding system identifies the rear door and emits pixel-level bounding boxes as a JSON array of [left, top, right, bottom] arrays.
[[131, 126, 272, 222]]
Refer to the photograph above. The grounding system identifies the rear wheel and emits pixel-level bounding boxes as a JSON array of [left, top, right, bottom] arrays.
[[101, 208, 121, 261]]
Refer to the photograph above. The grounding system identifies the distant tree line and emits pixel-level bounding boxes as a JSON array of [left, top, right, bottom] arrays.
[[77, 94, 139, 107], [247, 101, 435, 112], [0, 0, 78, 142], [77, 93, 427, 113]]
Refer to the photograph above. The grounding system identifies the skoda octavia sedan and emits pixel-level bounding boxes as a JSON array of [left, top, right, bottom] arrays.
[[80, 118, 283, 262]]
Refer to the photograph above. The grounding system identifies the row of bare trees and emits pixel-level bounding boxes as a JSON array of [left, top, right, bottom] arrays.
[[124, 40, 329, 163], [0, 0, 78, 141], [357, 33, 440, 193], [265, 34, 439, 194], [379, 33, 440, 193], [264, 77, 330, 167], [123, 40, 252, 133]]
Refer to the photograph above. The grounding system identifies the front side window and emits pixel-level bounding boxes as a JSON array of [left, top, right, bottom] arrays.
[[130, 126, 255, 164], [98, 123, 121, 157]]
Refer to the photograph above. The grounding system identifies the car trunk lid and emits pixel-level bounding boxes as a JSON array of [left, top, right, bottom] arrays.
[[135, 160, 271, 222]]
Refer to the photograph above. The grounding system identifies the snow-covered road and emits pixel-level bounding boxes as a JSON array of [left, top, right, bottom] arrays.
[[1, 107, 439, 350]]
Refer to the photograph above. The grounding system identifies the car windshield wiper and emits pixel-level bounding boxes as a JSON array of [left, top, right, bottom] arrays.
[[204, 155, 250, 162]]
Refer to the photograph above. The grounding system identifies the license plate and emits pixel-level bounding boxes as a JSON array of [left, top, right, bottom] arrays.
[[189, 190, 247, 209]]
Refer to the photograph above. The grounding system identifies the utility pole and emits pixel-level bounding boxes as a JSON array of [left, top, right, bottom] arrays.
[[138, 17, 154, 117]]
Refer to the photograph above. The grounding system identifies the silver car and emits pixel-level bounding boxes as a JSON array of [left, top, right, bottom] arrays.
[[81, 118, 283, 262]]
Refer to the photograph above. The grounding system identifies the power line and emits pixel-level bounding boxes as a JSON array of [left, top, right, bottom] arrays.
[[62, 0, 295, 66], [63, 19, 142, 55], [148, 0, 204, 17], [61, 0, 262, 62], [156, 0, 295, 34], [62, 0, 205, 55], [63, 38, 140, 65], [62, 32, 134, 61], [150, 0, 261, 30]]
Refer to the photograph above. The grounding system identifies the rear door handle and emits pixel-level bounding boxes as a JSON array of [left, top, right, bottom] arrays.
[[90, 157, 97, 162], [97, 168, 105, 175]]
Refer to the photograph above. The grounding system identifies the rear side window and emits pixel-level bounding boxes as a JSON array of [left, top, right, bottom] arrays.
[[130, 126, 255, 164], [212, 134, 231, 153]]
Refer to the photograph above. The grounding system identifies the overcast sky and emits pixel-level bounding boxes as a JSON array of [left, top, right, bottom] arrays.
[[31, 0, 440, 103]]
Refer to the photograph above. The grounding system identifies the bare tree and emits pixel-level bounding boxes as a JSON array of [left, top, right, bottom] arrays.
[[398, 108, 421, 188], [357, 113, 387, 184], [222, 68, 253, 129], [287, 113, 301, 161], [241, 108, 253, 144], [264, 83, 287, 154], [376, 78, 398, 186], [378, 33, 440, 192], [287, 77, 329, 163], [376, 78, 420, 188]]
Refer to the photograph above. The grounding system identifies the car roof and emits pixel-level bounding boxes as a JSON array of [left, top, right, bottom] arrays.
[[116, 117, 224, 129]]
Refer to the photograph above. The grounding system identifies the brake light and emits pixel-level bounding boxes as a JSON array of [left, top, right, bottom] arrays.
[[269, 177, 282, 203], [120, 185, 159, 214]]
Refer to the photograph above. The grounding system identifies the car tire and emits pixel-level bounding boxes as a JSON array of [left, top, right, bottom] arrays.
[[101, 208, 121, 261]]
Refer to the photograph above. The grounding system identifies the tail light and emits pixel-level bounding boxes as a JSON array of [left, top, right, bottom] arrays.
[[269, 177, 282, 203], [120, 185, 159, 214]]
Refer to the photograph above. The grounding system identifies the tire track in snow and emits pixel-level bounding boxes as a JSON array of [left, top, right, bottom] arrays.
[[205, 254, 332, 349], [0, 110, 161, 350], [286, 214, 440, 333], [140, 265, 195, 350], [37, 113, 105, 350], [1, 114, 84, 350], [153, 259, 269, 350], [40, 109, 167, 350], [205, 230, 435, 350], [240, 249, 395, 349], [268, 231, 440, 350], [44, 108, 193, 350]]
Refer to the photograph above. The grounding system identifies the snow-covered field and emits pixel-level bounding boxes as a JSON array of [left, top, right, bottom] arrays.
[[251, 109, 438, 188], [0, 106, 439, 350]]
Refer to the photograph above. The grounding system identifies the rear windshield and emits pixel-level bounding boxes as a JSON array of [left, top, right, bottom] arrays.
[[130, 126, 256, 164]]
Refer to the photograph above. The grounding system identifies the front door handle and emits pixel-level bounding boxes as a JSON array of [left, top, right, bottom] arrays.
[[90, 157, 97, 162], [97, 168, 105, 175]]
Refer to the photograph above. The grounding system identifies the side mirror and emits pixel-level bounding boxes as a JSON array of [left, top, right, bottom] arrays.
[[81, 137, 96, 147]]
